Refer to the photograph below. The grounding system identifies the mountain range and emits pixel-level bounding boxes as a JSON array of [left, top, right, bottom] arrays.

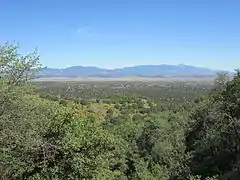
[[39, 64, 224, 78]]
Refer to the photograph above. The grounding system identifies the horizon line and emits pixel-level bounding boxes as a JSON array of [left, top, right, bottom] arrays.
[[44, 63, 223, 71]]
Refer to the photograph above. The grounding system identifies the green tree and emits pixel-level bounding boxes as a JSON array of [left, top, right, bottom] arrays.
[[0, 43, 124, 179], [0, 42, 41, 85], [213, 72, 230, 89], [186, 71, 240, 179]]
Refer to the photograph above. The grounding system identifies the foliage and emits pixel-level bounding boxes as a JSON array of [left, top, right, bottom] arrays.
[[1, 42, 240, 180], [186, 70, 240, 179], [0, 42, 41, 85]]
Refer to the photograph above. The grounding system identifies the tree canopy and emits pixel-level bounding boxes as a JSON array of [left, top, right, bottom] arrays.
[[1, 43, 240, 179]]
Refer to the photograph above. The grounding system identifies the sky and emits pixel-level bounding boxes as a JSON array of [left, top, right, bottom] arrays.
[[1, 0, 240, 71]]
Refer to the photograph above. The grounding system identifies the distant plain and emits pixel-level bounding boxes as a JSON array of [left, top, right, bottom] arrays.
[[33, 76, 215, 83]]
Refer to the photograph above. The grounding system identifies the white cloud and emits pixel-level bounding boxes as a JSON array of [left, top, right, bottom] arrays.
[[76, 27, 86, 33], [76, 27, 96, 37]]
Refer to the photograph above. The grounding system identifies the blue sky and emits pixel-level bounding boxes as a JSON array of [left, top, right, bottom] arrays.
[[1, 0, 240, 70]]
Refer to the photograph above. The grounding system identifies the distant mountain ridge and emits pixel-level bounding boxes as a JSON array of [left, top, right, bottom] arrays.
[[39, 64, 224, 78]]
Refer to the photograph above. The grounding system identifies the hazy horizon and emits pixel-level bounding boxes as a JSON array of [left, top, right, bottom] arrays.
[[45, 63, 230, 72]]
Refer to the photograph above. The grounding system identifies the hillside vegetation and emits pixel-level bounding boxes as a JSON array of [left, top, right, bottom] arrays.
[[1, 43, 240, 180]]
